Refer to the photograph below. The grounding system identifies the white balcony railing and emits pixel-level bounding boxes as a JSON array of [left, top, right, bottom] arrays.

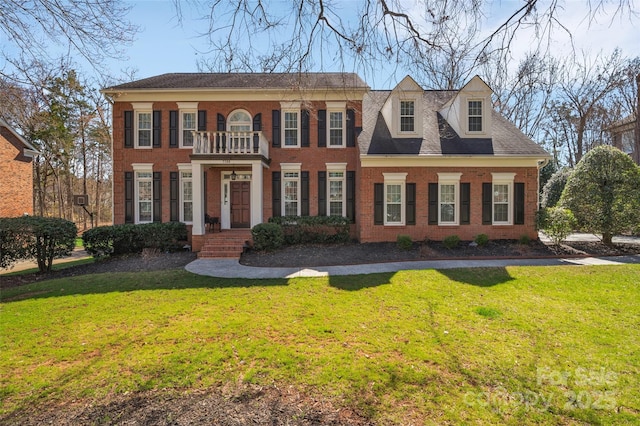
[[192, 131, 269, 157]]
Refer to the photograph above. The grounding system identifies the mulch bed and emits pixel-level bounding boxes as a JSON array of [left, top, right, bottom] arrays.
[[239, 239, 640, 268]]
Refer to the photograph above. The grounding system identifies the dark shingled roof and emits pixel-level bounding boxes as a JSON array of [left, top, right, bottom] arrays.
[[104, 73, 369, 91], [360, 90, 549, 157]]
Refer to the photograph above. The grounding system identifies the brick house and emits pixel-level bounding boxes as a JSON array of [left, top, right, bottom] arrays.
[[0, 118, 39, 217], [609, 74, 639, 165], [102, 73, 550, 254]]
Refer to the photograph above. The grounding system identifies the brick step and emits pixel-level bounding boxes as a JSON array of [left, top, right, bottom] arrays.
[[198, 230, 252, 259]]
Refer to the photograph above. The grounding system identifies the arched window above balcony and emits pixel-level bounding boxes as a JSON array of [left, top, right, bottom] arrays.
[[228, 110, 252, 132]]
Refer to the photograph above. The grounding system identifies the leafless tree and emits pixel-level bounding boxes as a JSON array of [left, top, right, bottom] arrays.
[[186, 0, 637, 79], [0, 0, 138, 80]]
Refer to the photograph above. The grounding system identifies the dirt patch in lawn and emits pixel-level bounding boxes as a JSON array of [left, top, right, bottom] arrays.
[[0, 384, 374, 426]]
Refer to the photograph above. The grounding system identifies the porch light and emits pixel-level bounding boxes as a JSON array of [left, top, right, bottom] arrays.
[[231, 170, 237, 180]]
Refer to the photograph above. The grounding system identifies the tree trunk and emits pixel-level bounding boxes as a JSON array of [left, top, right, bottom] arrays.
[[602, 232, 613, 245]]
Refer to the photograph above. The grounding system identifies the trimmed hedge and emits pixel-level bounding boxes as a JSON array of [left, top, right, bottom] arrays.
[[0, 216, 77, 272], [268, 215, 351, 245], [251, 223, 284, 251], [83, 222, 188, 257]]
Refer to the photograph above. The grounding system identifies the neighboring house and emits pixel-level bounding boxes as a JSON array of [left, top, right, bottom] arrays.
[[0, 118, 39, 217], [609, 113, 638, 164], [102, 73, 550, 253]]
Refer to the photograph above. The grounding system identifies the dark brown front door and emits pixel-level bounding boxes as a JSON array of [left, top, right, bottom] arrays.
[[231, 181, 250, 228]]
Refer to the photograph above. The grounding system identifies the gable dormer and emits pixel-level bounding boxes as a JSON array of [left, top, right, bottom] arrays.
[[439, 75, 493, 138], [381, 75, 424, 138]]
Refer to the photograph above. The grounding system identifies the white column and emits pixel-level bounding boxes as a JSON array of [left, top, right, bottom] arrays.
[[192, 162, 204, 235], [251, 161, 263, 227]]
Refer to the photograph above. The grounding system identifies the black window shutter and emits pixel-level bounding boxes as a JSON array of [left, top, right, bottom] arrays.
[[347, 171, 356, 223], [203, 171, 208, 215], [153, 172, 162, 223], [460, 183, 470, 225], [301, 171, 309, 215], [198, 110, 207, 131], [482, 182, 493, 225], [152, 110, 162, 148], [406, 183, 416, 225], [170, 172, 178, 222], [301, 109, 310, 147], [253, 113, 262, 131], [169, 111, 178, 148], [346, 108, 356, 147], [428, 183, 438, 225], [514, 182, 525, 225], [317, 109, 326, 147], [272, 110, 281, 147], [272, 171, 281, 217], [124, 111, 133, 148], [374, 183, 384, 225], [318, 171, 327, 216], [217, 113, 226, 131], [124, 171, 133, 223]]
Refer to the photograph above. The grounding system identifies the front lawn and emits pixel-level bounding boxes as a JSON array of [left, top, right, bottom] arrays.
[[1, 265, 639, 424]]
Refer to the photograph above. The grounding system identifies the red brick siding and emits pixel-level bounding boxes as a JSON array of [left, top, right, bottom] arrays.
[[0, 130, 34, 217], [112, 100, 362, 225], [357, 166, 540, 242]]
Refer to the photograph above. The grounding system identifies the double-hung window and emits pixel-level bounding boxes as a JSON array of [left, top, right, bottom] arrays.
[[178, 102, 198, 148], [284, 111, 299, 147], [281, 164, 301, 216], [329, 111, 344, 146], [180, 170, 193, 223], [400, 100, 415, 132], [326, 163, 346, 216], [383, 173, 407, 225], [131, 102, 153, 148], [136, 112, 152, 148], [326, 102, 346, 147], [181, 111, 196, 147], [491, 173, 515, 225], [438, 173, 461, 225], [133, 164, 153, 224], [468, 100, 483, 132]]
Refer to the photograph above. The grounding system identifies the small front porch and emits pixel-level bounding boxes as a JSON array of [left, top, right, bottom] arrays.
[[189, 130, 269, 252]]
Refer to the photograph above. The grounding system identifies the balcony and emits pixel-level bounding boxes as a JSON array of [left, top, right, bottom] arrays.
[[192, 131, 269, 158]]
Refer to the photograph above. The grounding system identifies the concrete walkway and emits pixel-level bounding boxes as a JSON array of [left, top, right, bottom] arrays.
[[185, 255, 640, 279], [186, 232, 640, 279]]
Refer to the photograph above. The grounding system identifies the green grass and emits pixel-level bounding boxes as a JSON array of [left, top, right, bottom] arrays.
[[1, 265, 639, 424], [0, 257, 95, 277]]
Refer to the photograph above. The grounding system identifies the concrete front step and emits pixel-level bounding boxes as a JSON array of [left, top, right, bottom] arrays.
[[197, 230, 252, 259]]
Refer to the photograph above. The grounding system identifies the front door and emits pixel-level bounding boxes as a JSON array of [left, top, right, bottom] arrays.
[[230, 181, 250, 228]]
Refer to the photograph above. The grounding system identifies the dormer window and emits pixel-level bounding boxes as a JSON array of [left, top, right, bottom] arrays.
[[468, 100, 483, 132], [400, 100, 415, 132]]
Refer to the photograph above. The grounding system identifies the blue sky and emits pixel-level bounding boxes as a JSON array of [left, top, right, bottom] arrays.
[[1, 0, 635, 89], [108, 1, 639, 89]]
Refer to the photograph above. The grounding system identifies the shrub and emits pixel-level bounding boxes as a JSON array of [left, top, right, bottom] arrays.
[[0, 216, 76, 272], [518, 235, 531, 245], [82, 225, 116, 257], [251, 223, 284, 251], [268, 215, 350, 245], [560, 145, 640, 244], [137, 222, 187, 251], [443, 235, 460, 249], [83, 222, 188, 257], [474, 234, 489, 247], [539, 207, 577, 245], [396, 234, 413, 250], [541, 168, 571, 208]]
